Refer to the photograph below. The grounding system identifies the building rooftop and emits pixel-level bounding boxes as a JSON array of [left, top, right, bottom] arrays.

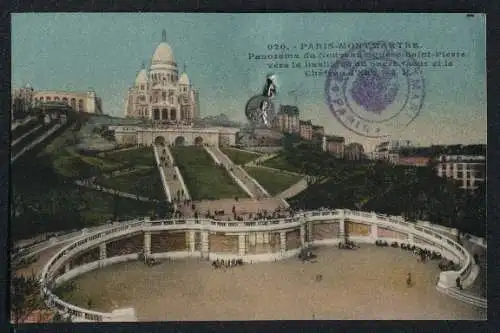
[[325, 135, 345, 143], [278, 105, 300, 116]]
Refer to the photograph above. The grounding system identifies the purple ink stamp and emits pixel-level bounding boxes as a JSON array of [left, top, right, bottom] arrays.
[[325, 41, 425, 138]]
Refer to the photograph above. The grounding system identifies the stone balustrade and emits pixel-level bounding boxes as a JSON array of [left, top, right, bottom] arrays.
[[35, 209, 481, 322]]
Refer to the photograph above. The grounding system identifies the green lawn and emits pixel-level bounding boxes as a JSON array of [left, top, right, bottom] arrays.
[[94, 167, 166, 200], [11, 122, 161, 239], [37, 122, 78, 157], [11, 118, 40, 141], [220, 148, 261, 165], [261, 155, 303, 174], [100, 147, 156, 167], [244, 166, 303, 196], [52, 153, 123, 179], [11, 184, 155, 240], [77, 187, 155, 225], [171, 147, 248, 200], [35, 124, 124, 179]]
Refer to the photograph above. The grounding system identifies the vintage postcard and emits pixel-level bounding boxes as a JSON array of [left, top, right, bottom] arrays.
[[10, 13, 486, 323]]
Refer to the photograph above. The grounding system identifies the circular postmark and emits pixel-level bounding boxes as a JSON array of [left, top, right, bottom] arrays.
[[325, 41, 425, 138], [245, 94, 276, 129]]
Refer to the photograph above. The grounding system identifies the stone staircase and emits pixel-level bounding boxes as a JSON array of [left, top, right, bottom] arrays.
[[205, 146, 269, 199], [436, 285, 487, 309]]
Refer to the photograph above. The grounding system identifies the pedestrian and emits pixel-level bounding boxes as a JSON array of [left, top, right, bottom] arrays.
[[456, 276, 463, 290], [407, 272, 412, 287]]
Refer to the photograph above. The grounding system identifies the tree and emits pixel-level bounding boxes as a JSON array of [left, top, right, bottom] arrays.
[[11, 273, 42, 324]]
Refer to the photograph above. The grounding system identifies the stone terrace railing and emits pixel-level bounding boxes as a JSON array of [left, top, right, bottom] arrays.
[[36, 209, 480, 322]]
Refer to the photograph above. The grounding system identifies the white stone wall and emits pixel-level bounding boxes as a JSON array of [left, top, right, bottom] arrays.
[[37, 210, 479, 322]]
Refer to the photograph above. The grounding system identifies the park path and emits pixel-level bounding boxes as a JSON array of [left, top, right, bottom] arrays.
[[11, 121, 64, 162], [74, 180, 159, 202], [248, 163, 304, 177], [11, 116, 35, 131], [11, 124, 43, 146], [277, 178, 308, 200], [154, 144, 190, 203], [204, 146, 270, 199], [244, 153, 278, 167]]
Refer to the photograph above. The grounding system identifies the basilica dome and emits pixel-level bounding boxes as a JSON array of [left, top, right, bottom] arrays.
[[179, 73, 190, 85], [152, 42, 175, 64], [135, 69, 148, 86]]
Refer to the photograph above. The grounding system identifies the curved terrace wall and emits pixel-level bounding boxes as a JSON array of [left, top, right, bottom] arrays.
[[37, 209, 480, 322]]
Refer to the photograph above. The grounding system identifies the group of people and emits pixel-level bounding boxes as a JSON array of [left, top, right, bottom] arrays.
[[375, 240, 444, 262], [414, 247, 442, 263], [438, 259, 458, 271], [338, 240, 359, 250], [138, 251, 161, 267], [212, 258, 244, 269], [157, 148, 172, 168], [373, 240, 464, 289], [298, 247, 317, 262], [198, 206, 295, 223]]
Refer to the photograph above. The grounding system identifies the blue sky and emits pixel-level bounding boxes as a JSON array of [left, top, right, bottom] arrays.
[[12, 13, 486, 150]]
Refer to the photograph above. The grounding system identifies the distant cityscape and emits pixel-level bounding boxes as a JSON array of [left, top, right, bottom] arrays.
[[12, 81, 486, 193]]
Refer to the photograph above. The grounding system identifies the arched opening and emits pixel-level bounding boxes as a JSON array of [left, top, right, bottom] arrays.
[[154, 136, 166, 146], [70, 98, 76, 110], [161, 108, 168, 120], [194, 136, 204, 146], [153, 109, 160, 120], [62, 97, 68, 104], [174, 136, 186, 146], [170, 108, 177, 121], [46, 97, 51, 101], [54, 97, 60, 101], [78, 99, 84, 111]]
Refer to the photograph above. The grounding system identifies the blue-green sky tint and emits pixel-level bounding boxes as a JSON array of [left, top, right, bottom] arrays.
[[12, 13, 486, 149]]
